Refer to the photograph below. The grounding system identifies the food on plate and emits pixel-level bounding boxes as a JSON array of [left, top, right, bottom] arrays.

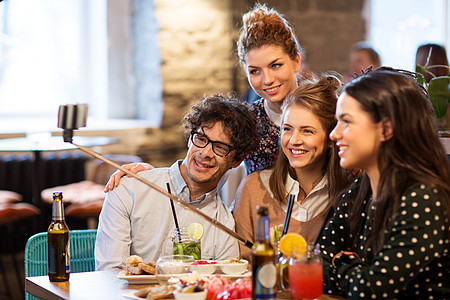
[[135, 284, 175, 300], [124, 255, 156, 275], [175, 277, 207, 293], [135, 275, 205, 299], [218, 258, 245, 264], [218, 259, 248, 275], [205, 275, 252, 300], [138, 262, 156, 274], [135, 274, 252, 300], [191, 261, 217, 265], [191, 259, 248, 275]]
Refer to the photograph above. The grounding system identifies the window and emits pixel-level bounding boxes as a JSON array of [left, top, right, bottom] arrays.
[[0, 0, 107, 118], [0, 0, 162, 127], [369, 0, 450, 71]]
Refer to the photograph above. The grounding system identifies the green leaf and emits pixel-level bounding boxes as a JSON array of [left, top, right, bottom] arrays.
[[428, 76, 450, 118], [274, 225, 282, 242]]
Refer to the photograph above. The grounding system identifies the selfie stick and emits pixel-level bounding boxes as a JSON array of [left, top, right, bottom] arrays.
[[57, 104, 254, 249]]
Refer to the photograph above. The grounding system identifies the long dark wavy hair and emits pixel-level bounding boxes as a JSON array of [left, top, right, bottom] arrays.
[[268, 73, 351, 206], [344, 67, 450, 253]]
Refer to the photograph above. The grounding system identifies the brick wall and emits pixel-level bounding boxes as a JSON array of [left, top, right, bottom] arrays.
[[135, 0, 366, 166]]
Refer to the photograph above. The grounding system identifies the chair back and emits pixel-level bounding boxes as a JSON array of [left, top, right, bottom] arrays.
[[24, 229, 97, 299], [92, 154, 143, 185]]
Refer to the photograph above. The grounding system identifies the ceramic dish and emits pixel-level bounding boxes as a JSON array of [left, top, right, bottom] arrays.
[[192, 259, 248, 275], [117, 271, 158, 284], [217, 259, 248, 275], [173, 289, 207, 300]]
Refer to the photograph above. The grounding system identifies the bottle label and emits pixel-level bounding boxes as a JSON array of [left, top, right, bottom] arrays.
[[255, 262, 276, 299], [66, 240, 71, 273], [48, 245, 56, 274]]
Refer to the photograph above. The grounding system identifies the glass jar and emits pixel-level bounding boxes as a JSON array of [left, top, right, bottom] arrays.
[[163, 228, 201, 260], [288, 243, 323, 300]]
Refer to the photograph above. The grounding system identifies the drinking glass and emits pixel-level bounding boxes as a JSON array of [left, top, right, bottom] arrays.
[[155, 254, 196, 284], [162, 228, 201, 260], [288, 243, 323, 300]]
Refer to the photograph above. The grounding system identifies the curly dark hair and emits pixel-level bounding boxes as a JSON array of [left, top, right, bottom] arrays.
[[182, 94, 260, 162]]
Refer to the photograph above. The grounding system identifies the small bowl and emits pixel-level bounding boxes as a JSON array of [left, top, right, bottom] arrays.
[[173, 289, 207, 300], [191, 260, 218, 275], [219, 259, 248, 275], [196, 264, 217, 275]]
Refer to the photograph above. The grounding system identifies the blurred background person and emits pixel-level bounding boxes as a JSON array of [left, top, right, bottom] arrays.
[[346, 41, 381, 82]]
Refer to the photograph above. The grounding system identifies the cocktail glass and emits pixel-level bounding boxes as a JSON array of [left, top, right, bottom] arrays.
[[163, 228, 201, 260], [288, 243, 323, 300]]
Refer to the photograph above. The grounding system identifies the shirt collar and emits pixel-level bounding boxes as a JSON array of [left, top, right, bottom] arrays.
[[260, 169, 329, 202], [286, 172, 329, 203]]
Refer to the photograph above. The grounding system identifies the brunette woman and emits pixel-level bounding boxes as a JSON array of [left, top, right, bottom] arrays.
[[321, 67, 450, 298]]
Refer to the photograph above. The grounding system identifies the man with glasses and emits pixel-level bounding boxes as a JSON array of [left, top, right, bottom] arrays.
[[95, 94, 259, 270]]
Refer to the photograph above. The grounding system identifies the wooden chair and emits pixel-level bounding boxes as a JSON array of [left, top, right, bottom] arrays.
[[0, 191, 40, 299]]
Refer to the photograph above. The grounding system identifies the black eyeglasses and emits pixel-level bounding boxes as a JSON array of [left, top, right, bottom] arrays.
[[190, 130, 235, 157]]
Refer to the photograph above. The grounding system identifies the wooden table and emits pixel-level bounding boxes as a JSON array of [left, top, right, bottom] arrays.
[[26, 270, 345, 300], [26, 270, 138, 300]]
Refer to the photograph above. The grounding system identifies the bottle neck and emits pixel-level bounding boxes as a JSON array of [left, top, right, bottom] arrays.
[[255, 215, 269, 242], [52, 200, 65, 221]]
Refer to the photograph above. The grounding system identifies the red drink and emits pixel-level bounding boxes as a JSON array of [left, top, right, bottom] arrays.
[[288, 260, 322, 299]]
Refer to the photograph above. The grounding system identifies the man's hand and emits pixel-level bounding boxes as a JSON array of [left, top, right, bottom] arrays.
[[104, 162, 154, 192]]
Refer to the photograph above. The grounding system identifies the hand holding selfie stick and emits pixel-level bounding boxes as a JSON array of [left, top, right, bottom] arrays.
[[57, 104, 254, 249]]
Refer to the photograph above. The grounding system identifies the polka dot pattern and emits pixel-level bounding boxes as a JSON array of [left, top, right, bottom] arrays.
[[320, 182, 450, 299], [244, 99, 280, 174]]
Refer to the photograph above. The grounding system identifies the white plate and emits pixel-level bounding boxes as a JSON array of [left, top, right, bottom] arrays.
[[117, 270, 159, 284], [123, 291, 144, 300], [118, 270, 251, 285]]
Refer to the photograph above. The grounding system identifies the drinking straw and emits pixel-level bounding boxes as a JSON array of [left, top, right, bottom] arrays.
[[166, 183, 181, 242], [282, 194, 295, 236]]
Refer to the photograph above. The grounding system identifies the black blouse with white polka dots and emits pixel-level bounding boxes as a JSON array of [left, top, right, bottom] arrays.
[[320, 179, 450, 299]]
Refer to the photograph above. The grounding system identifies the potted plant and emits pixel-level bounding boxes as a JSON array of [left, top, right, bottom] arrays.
[[415, 46, 450, 134]]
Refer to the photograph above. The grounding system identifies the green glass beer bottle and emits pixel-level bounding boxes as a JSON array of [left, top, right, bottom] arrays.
[[251, 206, 276, 299], [48, 191, 70, 282]]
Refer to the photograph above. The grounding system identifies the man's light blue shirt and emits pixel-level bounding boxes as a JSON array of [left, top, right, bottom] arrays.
[[95, 160, 239, 270]]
